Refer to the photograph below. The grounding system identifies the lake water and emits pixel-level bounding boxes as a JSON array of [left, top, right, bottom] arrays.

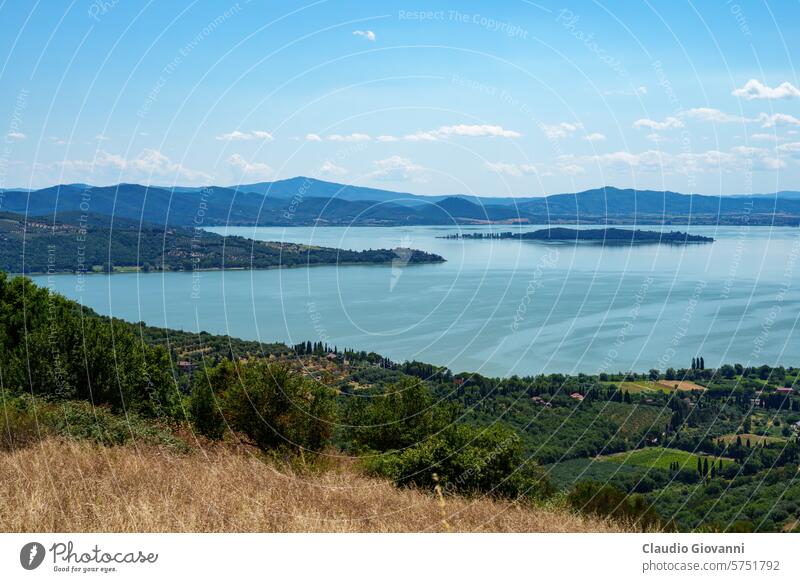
[[31, 224, 800, 376]]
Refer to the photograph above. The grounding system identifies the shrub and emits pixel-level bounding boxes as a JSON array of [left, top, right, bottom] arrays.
[[0, 393, 189, 451], [567, 481, 665, 531], [189, 360, 233, 440], [366, 424, 553, 501], [343, 377, 456, 452], [191, 360, 337, 454]]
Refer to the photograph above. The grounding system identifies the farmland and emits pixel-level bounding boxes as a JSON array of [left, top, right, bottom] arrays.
[[603, 380, 705, 394], [602, 447, 734, 471]]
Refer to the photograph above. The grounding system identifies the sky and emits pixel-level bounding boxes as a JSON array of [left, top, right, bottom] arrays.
[[1, 0, 800, 197]]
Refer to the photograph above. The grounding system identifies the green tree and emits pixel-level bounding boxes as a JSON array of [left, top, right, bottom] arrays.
[[189, 359, 235, 439], [343, 378, 456, 452], [223, 361, 336, 453], [367, 423, 552, 501]]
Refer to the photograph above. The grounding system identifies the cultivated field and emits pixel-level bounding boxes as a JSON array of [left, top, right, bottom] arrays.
[[610, 380, 706, 394], [718, 433, 787, 446], [601, 447, 733, 471]]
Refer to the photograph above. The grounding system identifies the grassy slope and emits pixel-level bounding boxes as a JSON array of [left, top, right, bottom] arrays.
[[0, 439, 624, 533]]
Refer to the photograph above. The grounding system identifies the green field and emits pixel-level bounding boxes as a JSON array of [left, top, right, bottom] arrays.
[[545, 457, 661, 490], [602, 447, 734, 471], [718, 433, 786, 446]]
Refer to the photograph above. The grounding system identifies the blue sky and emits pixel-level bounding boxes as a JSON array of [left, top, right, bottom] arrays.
[[2, 0, 800, 196]]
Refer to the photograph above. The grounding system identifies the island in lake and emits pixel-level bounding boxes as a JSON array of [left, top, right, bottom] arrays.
[[440, 227, 714, 244], [0, 211, 445, 274]]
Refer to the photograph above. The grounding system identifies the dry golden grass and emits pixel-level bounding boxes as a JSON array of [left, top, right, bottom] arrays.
[[655, 380, 705, 392], [0, 439, 623, 533]]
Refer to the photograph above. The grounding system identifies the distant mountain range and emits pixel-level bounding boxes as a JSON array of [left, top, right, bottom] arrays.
[[2, 177, 800, 226]]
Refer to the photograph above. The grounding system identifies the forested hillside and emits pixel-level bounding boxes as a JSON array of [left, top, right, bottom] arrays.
[[0, 211, 444, 274]]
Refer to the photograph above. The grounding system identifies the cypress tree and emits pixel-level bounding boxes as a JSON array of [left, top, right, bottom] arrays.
[[691, 357, 696, 370], [703, 457, 709, 477], [700, 356, 705, 370], [697, 457, 702, 475]]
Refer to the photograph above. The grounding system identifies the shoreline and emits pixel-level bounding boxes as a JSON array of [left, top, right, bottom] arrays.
[[17, 258, 447, 278]]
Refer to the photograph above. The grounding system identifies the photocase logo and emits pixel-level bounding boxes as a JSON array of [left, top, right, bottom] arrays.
[[20, 542, 46, 570]]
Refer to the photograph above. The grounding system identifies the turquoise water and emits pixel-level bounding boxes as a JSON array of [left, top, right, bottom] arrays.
[[31, 225, 800, 376]]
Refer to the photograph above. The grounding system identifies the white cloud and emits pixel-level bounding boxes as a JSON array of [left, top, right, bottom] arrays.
[[57, 149, 210, 182], [216, 130, 274, 141], [310, 124, 522, 143], [6, 131, 26, 140], [732, 79, 800, 100], [730, 145, 765, 156], [228, 153, 274, 179], [632, 116, 684, 130], [684, 108, 748, 123], [681, 108, 800, 128], [759, 157, 786, 170], [645, 133, 668, 143], [370, 155, 424, 182], [484, 161, 538, 177], [436, 124, 521, 138], [318, 160, 347, 177], [540, 122, 583, 140], [559, 163, 585, 176], [563, 145, 790, 176], [94, 133, 110, 141], [404, 124, 522, 141], [583, 132, 606, 142], [353, 30, 376, 42], [757, 113, 800, 128], [777, 142, 800, 155], [751, 133, 781, 142], [328, 133, 372, 142], [679, 108, 800, 131]]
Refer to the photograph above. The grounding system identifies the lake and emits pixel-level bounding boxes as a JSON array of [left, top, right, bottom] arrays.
[[31, 224, 800, 376]]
